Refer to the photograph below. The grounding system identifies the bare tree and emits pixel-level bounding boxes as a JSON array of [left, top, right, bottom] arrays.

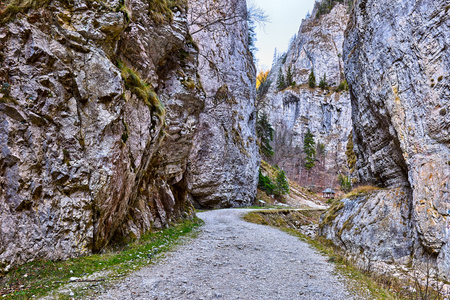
[[188, 0, 268, 36]]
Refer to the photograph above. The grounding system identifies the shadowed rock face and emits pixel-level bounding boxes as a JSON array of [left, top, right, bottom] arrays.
[[0, 0, 257, 271], [321, 0, 450, 278]]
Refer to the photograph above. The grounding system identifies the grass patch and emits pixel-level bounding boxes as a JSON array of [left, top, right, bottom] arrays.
[[342, 185, 381, 199], [0, 217, 203, 299], [0, 0, 132, 25], [148, 0, 187, 24], [0, 0, 51, 25], [319, 200, 344, 229], [118, 61, 166, 123]]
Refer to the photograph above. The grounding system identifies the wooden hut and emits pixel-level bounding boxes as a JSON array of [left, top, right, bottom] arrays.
[[322, 188, 336, 199]]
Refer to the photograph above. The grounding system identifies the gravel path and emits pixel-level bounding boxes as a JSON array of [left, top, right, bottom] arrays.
[[96, 209, 360, 300]]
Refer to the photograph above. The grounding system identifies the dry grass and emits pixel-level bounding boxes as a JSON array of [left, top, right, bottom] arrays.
[[118, 61, 165, 123], [148, 0, 187, 24], [342, 185, 381, 199], [0, 0, 47, 24], [319, 200, 344, 229]]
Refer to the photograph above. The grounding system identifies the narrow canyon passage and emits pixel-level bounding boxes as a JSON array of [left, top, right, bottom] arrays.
[[96, 209, 361, 300]]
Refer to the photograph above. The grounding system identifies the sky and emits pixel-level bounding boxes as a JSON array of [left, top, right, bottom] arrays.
[[251, 0, 316, 71]]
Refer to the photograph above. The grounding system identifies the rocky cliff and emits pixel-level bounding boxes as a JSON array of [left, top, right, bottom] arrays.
[[262, 4, 352, 187], [0, 0, 257, 272], [320, 0, 450, 277], [187, 0, 259, 208]]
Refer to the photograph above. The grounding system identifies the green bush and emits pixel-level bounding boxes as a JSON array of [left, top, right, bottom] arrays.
[[336, 80, 349, 92], [258, 171, 277, 195], [318, 73, 328, 90]]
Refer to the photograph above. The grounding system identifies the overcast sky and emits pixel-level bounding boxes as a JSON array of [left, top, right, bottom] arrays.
[[251, 0, 316, 71]]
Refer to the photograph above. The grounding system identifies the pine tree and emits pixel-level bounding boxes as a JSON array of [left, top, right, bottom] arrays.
[[256, 113, 275, 157], [286, 66, 294, 87], [319, 73, 328, 90], [308, 69, 316, 88], [276, 68, 286, 91], [276, 170, 290, 195], [272, 48, 278, 65], [258, 171, 277, 195], [303, 129, 316, 170], [338, 174, 352, 193]]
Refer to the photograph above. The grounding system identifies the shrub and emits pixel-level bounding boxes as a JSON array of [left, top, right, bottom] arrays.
[[258, 171, 277, 195], [318, 73, 328, 90], [256, 70, 271, 100], [336, 80, 349, 92]]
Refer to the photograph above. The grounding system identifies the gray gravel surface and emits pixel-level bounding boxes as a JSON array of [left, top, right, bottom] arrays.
[[96, 209, 361, 299]]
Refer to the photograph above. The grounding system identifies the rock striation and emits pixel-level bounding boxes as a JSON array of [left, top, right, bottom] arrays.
[[320, 0, 450, 278], [262, 4, 352, 183], [0, 0, 257, 272]]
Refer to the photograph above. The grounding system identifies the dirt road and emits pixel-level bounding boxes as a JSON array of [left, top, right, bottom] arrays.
[[96, 209, 360, 299]]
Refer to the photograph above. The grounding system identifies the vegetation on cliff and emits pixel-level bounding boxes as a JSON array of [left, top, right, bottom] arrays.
[[315, 0, 353, 18]]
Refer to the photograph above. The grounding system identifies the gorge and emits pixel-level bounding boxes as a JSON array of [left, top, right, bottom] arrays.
[[0, 0, 449, 293]]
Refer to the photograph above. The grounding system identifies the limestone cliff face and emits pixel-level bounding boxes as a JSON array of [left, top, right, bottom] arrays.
[[263, 4, 352, 183], [320, 0, 450, 277], [0, 0, 256, 271], [187, 0, 259, 208]]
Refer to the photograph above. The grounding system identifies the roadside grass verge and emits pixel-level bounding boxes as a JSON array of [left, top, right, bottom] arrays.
[[0, 217, 203, 299], [243, 211, 399, 300]]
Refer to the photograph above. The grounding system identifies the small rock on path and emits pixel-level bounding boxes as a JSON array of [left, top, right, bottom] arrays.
[[96, 209, 362, 299]]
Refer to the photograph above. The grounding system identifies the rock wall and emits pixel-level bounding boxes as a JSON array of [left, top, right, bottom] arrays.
[[262, 4, 352, 185], [320, 0, 450, 278], [0, 0, 257, 271], [187, 0, 259, 208]]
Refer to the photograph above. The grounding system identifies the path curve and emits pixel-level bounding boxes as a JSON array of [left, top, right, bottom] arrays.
[[97, 209, 360, 299]]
